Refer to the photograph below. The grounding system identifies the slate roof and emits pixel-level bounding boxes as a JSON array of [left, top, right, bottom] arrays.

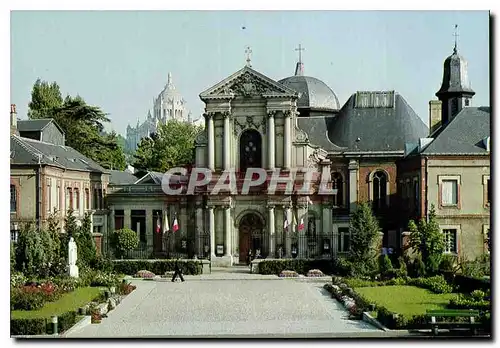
[[296, 116, 346, 152], [327, 92, 428, 153], [17, 118, 65, 134], [278, 75, 340, 111], [109, 170, 138, 185], [10, 134, 107, 173], [421, 106, 490, 155]]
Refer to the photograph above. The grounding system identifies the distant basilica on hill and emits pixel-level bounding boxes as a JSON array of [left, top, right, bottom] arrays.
[[125, 73, 203, 152]]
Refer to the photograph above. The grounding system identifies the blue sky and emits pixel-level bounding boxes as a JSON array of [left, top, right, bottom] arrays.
[[10, 10, 489, 136]]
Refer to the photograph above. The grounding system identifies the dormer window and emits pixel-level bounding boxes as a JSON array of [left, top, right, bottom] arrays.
[[484, 136, 490, 152]]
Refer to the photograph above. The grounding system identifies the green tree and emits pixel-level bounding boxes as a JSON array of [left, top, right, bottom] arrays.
[[27, 80, 126, 170], [15, 222, 54, 277], [408, 204, 445, 275], [348, 202, 382, 276], [28, 79, 63, 119], [133, 120, 202, 172], [74, 213, 97, 268]]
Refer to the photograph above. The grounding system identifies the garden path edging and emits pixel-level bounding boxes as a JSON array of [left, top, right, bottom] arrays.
[[60, 315, 91, 337], [362, 312, 389, 332]]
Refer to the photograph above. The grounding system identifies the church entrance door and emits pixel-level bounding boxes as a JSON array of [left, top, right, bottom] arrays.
[[238, 213, 264, 263]]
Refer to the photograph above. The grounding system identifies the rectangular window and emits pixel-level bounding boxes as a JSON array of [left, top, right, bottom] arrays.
[[66, 188, 73, 210], [10, 185, 16, 212], [487, 179, 491, 205], [56, 186, 60, 209], [115, 210, 124, 230], [74, 188, 80, 210], [11, 229, 18, 242], [85, 188, 90, 210], [93, 189, 98, 209], [98, 189, 103, 210], [337, 227, 350, 253], [443, 229, 457, 254], [441, 180, 458, 206]]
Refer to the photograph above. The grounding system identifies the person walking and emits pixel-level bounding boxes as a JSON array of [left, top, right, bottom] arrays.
[[171, 259, 185, 282]]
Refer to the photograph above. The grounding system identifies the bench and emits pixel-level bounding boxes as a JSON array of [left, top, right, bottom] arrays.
[[425, 309, 481, 335]]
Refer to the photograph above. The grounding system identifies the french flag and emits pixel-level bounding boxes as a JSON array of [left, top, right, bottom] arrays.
[[298, 218, 305, 231], [172, 214, 179, 232], [156, 215, 161, 234]]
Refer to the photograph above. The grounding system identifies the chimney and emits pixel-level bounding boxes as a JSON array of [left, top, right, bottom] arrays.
[[428, 100, 442, 136], [10, 104, 18, 135]]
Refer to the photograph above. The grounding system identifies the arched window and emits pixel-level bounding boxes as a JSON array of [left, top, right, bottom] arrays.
[[331, 172, 343, 208], [373, 171, 388, 211], [239, 129, 262, 171]]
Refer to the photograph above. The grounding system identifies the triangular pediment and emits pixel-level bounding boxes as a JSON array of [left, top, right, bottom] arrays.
[[200, 66, 298, 100]]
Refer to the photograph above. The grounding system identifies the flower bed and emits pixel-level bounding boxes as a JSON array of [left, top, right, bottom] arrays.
[[134, 270, 155, 279], [307, 269, 325, 277], [279, 270, 299, 278]]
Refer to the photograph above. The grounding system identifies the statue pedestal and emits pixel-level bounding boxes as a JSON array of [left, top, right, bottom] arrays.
[[69, 264, 79, 278]]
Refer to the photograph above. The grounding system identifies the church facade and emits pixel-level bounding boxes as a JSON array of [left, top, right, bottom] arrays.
[[107, 55, 428, 266]]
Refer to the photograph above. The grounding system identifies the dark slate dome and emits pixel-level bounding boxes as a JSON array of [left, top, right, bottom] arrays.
[[278, 75, 341, 111], [436, 47, 475, 97]]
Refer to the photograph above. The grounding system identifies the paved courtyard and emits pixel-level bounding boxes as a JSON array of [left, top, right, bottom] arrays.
[[66, 273, 382, 338]]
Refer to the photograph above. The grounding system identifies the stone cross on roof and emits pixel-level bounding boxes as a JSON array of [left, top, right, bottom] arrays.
[[453, 24, 459, 53], [295, 44, 305, 64], [245, 46, 252, 67]]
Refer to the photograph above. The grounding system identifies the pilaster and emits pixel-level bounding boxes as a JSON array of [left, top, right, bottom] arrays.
[[267, 110, 276, 170], [267, 204, 276, 257], [283, 110, 292, 169]]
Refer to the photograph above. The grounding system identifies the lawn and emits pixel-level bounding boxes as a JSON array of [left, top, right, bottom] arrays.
[[355, 285, 456, 316], [11, 287, 102, 320]]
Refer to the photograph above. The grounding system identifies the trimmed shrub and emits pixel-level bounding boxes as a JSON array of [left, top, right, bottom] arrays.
[[407, 275, 453, 294], [257, 259, 349, 276], [395, 256, 408, 278], [378, 254, 394, 280], [89, 271, 120, 288], [111, 260, 203, 276], [10, 318, 47, 336], [452, 275, 490, 294], [111, 228, 139, 259]]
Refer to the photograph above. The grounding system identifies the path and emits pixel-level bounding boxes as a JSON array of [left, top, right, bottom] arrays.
[[66, 269, 381, 338]]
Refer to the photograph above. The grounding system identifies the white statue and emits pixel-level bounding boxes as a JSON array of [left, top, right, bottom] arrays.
[[68, 237, 79, 278]]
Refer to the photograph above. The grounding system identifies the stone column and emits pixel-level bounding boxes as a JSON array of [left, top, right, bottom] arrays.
[[208, 206, 216, 259], [146, 210, 153, 252], [180, 201, 188, 253], [284, 110, 292, 169], [285, 207, 292, 258], [195, 203, 203, 257], [207, 113, 215, 171], [224, 206, 231, 256], [348, 159, 359, 213], [223, 111, 231, 170], [110, 209, 116, 232], [267, 205, 275, 258], [124, 209, 131, 229], [267, 111, 276, 170], [322, 203, 332, 258]]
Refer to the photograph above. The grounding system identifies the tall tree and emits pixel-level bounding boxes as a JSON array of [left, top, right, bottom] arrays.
[[133, 120, 202, 172], [348, 202, 382, 276], [28, 79, 63, 119], [26, 80, 126, 170], [408, 205, 445, 275]]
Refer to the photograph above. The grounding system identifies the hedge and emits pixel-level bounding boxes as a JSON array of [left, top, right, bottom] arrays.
[[257, 259, 352, 276], [11, 310, 78, 336], [111, 260, 203, 276], [453, 275, 490, 294]]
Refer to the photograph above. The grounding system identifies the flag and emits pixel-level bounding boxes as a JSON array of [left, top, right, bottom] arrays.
[[163, 211, 170, 233], [298, 218, 305, 231], [172, 214, 179, 232], [284, 214, 289, 230], [156, 215, 161, 233]]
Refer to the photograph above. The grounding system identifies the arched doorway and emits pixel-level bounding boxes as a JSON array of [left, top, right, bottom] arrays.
[[239, 129, 262, 171], [238, 212, 264, 263]]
